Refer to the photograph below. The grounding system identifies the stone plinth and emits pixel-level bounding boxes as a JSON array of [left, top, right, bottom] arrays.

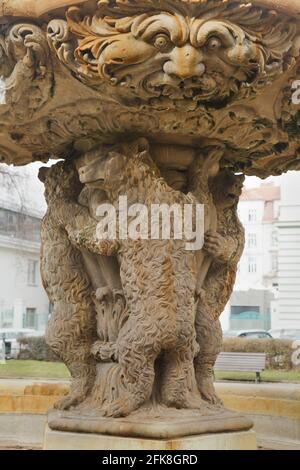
[[47, 407, 253, 439], [44, 427, 257, 451], [44, 407, 256, 450]]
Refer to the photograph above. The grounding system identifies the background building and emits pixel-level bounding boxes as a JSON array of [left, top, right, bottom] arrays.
[[227, 182, 280, 331], [0, 164, 49, 331], [237, 182, 280, 290], [221, 173, 300, 332], [275, 172, 300, 330]]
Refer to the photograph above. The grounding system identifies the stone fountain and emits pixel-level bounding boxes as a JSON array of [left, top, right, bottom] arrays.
[[1, 0, 300, 450]]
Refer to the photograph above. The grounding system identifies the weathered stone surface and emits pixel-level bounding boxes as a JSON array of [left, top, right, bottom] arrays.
[[47, 407, 253, 439], [37, 142, 245, 422], [0, 0, 299, 177], [0, 379, 69, 413], [1, 0, 299, 439], [218, 382, 300, 419], [44, 426, 257, 450]]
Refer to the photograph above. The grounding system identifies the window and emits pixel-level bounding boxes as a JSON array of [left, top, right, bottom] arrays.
[[248, 233, 257, 248], [248, 209, 257, 222], [248, 256, 257, 273], [0, 309, 13, 328], [24, 308, 36, 329], [231, 306, 260, 316], [27, 260, 38, 286], [0, 208, 40, 242], [230, 306, 260, 321]]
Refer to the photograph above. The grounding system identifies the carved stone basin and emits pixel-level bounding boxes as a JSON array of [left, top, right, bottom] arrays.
[[0, 0, 300, 177]]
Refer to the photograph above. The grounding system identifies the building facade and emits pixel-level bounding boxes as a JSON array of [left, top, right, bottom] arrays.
[[221, 182, 281, 331], [0, 165, 49, 332], [275, 172, 300, 330], [237, 183, 280, 290]]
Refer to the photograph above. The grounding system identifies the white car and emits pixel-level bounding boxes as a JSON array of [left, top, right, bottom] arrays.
[[224, 329, 273, 339]]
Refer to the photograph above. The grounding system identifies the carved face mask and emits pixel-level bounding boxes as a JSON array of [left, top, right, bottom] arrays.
[[54, 1, 297, 110]]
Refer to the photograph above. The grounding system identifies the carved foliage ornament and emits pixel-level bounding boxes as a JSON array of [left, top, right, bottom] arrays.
[[0, 22, 53, 122], [47, 0, 300, 109]]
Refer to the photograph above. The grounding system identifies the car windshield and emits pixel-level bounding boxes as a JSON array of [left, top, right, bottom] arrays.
[[240, 332, 270, 338]]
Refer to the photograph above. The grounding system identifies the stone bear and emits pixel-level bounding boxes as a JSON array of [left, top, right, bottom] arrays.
[[65, 139, 221, 417], [39, 161, 97, 410], [194, 170, 245, 404]]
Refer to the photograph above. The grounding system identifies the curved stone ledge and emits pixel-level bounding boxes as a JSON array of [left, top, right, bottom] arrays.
[[1, 379, 299, 419], [0, 379, 69, 414], [1, 1, 300, 19], [1, 0, 300, 176], [0, 0, 84, 18], [218, 382, 300, 420]]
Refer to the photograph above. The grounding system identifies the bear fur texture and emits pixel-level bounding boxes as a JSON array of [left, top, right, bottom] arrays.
[[39, 161, 97, 410], [194, 170, 245, 404], [65, 139, 221, 417]]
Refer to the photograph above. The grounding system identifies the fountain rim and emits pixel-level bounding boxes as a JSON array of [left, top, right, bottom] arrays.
[[0, 0, 300, 19]]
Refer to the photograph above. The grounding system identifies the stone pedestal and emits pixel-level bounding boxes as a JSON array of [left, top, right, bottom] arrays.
[[44, 408, 256, 450], [44, 427, 257, 450]]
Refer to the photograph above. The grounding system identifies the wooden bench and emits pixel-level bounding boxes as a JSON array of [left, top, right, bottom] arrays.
[[214, 352, 267, 383]]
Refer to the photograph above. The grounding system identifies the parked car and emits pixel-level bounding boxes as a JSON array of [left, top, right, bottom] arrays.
[[224, 329, 273, 339], [268, 329, 300, 340], [0, 328, 42, 359]]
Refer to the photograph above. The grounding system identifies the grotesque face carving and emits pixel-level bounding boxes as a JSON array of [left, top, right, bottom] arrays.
[[59, 0, 298, 110]]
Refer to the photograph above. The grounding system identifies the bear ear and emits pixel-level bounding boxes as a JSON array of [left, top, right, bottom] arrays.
[[38, 167, 49, 183]]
